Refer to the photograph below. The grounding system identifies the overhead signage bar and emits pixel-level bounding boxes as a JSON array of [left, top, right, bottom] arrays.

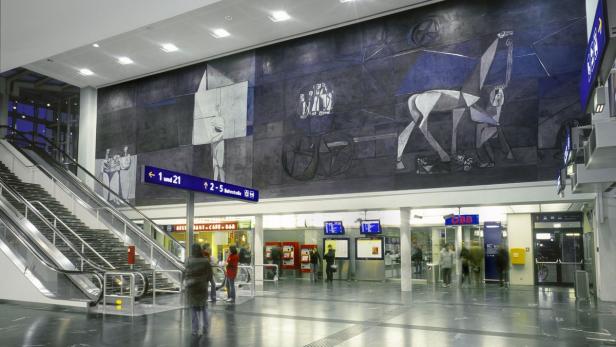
[[142, 165, 259, 202], [445, 214, 480, 226]]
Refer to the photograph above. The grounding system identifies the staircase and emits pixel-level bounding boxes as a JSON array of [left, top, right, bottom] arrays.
[[0, 161, 176, 293]]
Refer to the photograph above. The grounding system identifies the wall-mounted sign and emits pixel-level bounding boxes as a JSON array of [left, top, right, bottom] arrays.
[[173, 222, 238, 232], [142, 165, 259, 202], [324, 221, 345, 235], [445, 214, 479, 225], [359, 220, 382, 234], [580, 0, 607, 112]]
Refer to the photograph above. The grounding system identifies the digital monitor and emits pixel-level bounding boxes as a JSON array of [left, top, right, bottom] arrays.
[[324, 221, 345, 235], [360, 220, 382, 234], [355, 237, 384, 260]]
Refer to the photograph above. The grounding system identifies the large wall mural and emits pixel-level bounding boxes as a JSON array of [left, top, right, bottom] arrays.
[[96, 0, 587, 205]]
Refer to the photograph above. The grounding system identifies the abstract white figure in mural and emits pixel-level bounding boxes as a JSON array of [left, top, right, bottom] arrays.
[[396, 31, 514, 170], [298, 82, 334, 118], [99, 147, 135, 204], [192, 70, 248, 182]]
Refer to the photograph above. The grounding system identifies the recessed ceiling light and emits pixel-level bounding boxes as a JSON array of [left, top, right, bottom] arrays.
[[117, 56, 134, 65], [211, 28, 230, 38], [92, 43, 100, 48], [340, 0, 356, 2], [46, 103, 50, 107], [161, 43, 179, 53], [79, 68, 94, 76], [12, 106, 16, 110], [21, 115, 25, 119], [270, 10, 291, 22]]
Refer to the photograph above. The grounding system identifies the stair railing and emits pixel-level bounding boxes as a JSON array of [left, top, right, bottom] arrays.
[[30, 200, 115, 270], [0, 178, 114, 271], [1, 126, 186, 270]]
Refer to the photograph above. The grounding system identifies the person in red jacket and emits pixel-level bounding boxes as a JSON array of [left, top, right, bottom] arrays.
[[225, 246, 239, 303]]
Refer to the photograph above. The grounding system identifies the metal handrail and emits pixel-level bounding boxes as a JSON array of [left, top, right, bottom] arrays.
[[0, 178, 111, 271], [255, 263, 280, 283], [1, 126, 185, 259], [94, 206, 185, 270], [2, 127, 185, 269], [103, 271, 136, 316], [30, 200, 115, 270], [0, 215, 105, 304], [152, 269, 183, 304]]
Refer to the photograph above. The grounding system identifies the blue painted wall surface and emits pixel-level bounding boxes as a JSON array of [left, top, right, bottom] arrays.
[[96, 0, 588, 206]]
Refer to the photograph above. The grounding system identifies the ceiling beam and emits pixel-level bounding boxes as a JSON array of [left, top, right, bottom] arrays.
[[34, 77, 51, 88]]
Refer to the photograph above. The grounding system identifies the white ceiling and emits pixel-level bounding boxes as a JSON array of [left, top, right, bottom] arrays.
[[0, 0, 221, 73], [8, 0, 442, 88]]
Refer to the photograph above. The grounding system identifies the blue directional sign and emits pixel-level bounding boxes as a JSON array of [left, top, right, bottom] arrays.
[[142, 165, 259, 202], [580, 0, 607, 111], [360, 220, 382, 234]]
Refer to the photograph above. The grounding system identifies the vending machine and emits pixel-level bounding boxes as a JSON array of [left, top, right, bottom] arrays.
[[300, 244, 317, 273], [282, 242, 300, 269]]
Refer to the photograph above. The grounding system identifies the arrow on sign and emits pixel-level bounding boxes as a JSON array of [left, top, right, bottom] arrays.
[[203, 182, 208, 189], [148, 171, 155, 178]]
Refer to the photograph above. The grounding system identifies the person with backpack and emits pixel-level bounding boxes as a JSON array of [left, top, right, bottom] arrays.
[[323, 245, 336, 283], [184, 243, 212, 336]]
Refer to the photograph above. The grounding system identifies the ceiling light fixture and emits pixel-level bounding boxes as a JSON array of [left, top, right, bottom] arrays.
[[211, 28, 230, 38], [46, 103, 50, 107], [270, 10, 291, 22], [117, 56, 134, 65], [92, 43, 100, 48], [161, 43, 179, 53], [79, 68, 94, 76], [340, 0, 356, 3]]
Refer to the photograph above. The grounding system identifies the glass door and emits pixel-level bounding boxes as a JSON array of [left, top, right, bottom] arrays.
[[534, 230, 583, 285]]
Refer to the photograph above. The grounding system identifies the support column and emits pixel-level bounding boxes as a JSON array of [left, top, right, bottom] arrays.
[[77, 87, 97, 187], [594, 193, 616, 301], [254, 214, 264, 291], [0, 77, 8, 138], [400, 207, 412, 292], [455, 225, 462, 283], [186, 192, 195, 263]]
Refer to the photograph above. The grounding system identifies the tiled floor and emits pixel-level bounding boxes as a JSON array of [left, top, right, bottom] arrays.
[[1, 280, 615, 346]]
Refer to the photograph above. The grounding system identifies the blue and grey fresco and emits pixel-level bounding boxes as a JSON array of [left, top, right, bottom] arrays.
[[96, 0, 587, 205]]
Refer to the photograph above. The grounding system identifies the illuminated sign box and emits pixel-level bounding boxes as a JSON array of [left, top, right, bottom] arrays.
[[173, 222, 238, 232], [359, 220, 382, 234], [580, 0, 616, 112], [445, 215, 480, 225]]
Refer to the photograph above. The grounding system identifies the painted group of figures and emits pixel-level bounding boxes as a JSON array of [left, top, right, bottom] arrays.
[[298, 83, 334, 118], [100, 147, 132, 204], [286, 31, 517, 180]]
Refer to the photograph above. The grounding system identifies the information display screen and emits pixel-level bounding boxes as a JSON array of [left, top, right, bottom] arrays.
[[324, 221, 345, 235], [323, 238, 349, 259], [355, 238, 384, 260], [360, 220, 382, 234]]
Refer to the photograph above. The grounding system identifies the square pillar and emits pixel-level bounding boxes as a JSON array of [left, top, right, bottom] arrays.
[[254, 214, 264, 291], [77, 87, 97, 188], [0, 77, 8, 137], [400, 207, 412, 292]]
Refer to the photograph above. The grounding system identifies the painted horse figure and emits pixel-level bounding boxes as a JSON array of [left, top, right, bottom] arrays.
[[397, 31, 514, 170]]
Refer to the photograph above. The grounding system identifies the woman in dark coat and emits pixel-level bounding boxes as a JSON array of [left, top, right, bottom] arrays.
[[185, 243, 213, 336]]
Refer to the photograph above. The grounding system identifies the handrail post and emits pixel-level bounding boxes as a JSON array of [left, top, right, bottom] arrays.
[[130, 274, 135, 316], [153, 270, 157, 305], [81, 243, 85, 271]]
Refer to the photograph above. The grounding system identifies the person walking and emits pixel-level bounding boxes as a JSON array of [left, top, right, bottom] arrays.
[[203, 244, 217, 303], [459, 243, 471, 288], [470, 241, 484, 287], [440, 243, 454, 287], [184, 244, 212, 337], [412, 246, 423, 275], [495, 245, 510, 288], [225, 246, 239, 303], [310, 248, 321, 283], [323, 245, 336, 283]]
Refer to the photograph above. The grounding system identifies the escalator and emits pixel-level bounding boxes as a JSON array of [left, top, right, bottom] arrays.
[[0, 178, 149, 305], [0, 127, 185, 292]]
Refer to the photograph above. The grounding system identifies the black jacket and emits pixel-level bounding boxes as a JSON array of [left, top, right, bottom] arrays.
[[184, 257, 212, 307]]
